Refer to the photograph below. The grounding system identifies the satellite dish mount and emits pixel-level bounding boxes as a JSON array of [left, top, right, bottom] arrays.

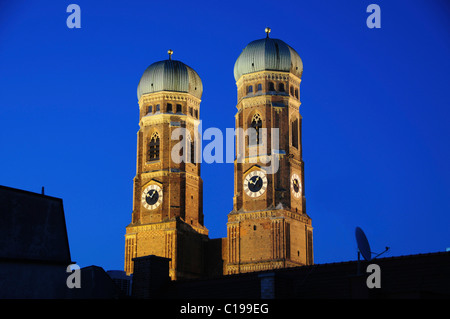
[[355, 226, 389, 274]]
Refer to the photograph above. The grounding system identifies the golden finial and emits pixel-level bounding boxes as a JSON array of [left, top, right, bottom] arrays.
[[265, 27, 271, 38], [168, 49, 173, 60]]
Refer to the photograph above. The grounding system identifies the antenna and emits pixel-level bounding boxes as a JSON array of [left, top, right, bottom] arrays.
[[355, 226, 390, 274]]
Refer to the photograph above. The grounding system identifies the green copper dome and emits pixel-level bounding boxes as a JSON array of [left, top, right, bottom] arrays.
[[234, 37, 303, 81], [137, 59, 203, 100]]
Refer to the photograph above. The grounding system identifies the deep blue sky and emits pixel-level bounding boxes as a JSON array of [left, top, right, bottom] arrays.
[[0, 1, 449, 271]]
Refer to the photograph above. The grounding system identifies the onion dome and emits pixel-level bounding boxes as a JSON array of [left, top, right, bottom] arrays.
[[137, 50, 203, 100], [234, 28, 303, 81]]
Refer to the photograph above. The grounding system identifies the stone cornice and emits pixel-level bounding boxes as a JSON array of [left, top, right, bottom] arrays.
[[138, 91, 201, 109], [139, 169, 200, 182], [236, 93, 301, 110], [227, 209, 311, 224], [236, 70, 301, 88], [140, 113, 200, 128], [125, 218, 208, 235]]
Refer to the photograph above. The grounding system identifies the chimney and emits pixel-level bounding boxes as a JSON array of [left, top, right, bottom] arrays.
[[131, 255, 171, 299]]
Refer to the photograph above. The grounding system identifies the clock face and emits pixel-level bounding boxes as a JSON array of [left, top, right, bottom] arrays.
[[291, 173, 302, 198], [244, 170, 267, 197], [141, 184, 163, 210]]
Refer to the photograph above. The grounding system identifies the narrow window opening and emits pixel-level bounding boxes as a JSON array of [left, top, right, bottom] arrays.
[[147, 132, 160, 161], [190, 141, 195, 164], [250, 113, 262, 146], [292, 119, 299, 149]]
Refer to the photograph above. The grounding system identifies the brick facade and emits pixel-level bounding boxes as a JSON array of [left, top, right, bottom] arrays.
[[224, 70, 313, 275], [125, 56, 313, 280], [124, 91, 208, 280]]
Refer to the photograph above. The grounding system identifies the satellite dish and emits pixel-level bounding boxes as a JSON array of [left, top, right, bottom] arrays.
[[355, 227, 372, 261], [355, 226, 390, 263]]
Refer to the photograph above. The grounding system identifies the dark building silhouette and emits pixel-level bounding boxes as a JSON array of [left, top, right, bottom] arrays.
[[107, 270, 133, 297], [131, 255, 171, 299], [1, 184, 449, 300], [69, 266, 122, 299], [0, 185, 123, 299], [133, 251, 450, 299], [0, 185, 73, 298]]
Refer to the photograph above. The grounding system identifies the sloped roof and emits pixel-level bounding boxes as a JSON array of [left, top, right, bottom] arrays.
[[0, 185, 72, 264]]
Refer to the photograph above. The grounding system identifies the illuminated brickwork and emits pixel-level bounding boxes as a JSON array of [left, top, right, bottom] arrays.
[[124, 90, 208, 280], [125, 34, 313, 279], [224, 70, 313, 274]]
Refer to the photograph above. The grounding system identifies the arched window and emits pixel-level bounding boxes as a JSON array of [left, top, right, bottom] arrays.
[[295, 89, 299, 99], [250, 113, 262, 146], [176, 104, 182, 113], [290, 86, 294, 96], [148, 105, 153, 114], [268, 82, 275, 91], [156, 104, 160, 112], [257, 83, 262, 92], [167, 103, 173, 113], [147, 132, 160, 161], [278, 83, 285, 92], [291, 119, 299, 149], [247, 85, 253, 94]]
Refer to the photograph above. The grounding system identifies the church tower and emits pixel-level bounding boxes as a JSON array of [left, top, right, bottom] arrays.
[[124, 51, 208, 280], [225, 29, 313, 274]]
